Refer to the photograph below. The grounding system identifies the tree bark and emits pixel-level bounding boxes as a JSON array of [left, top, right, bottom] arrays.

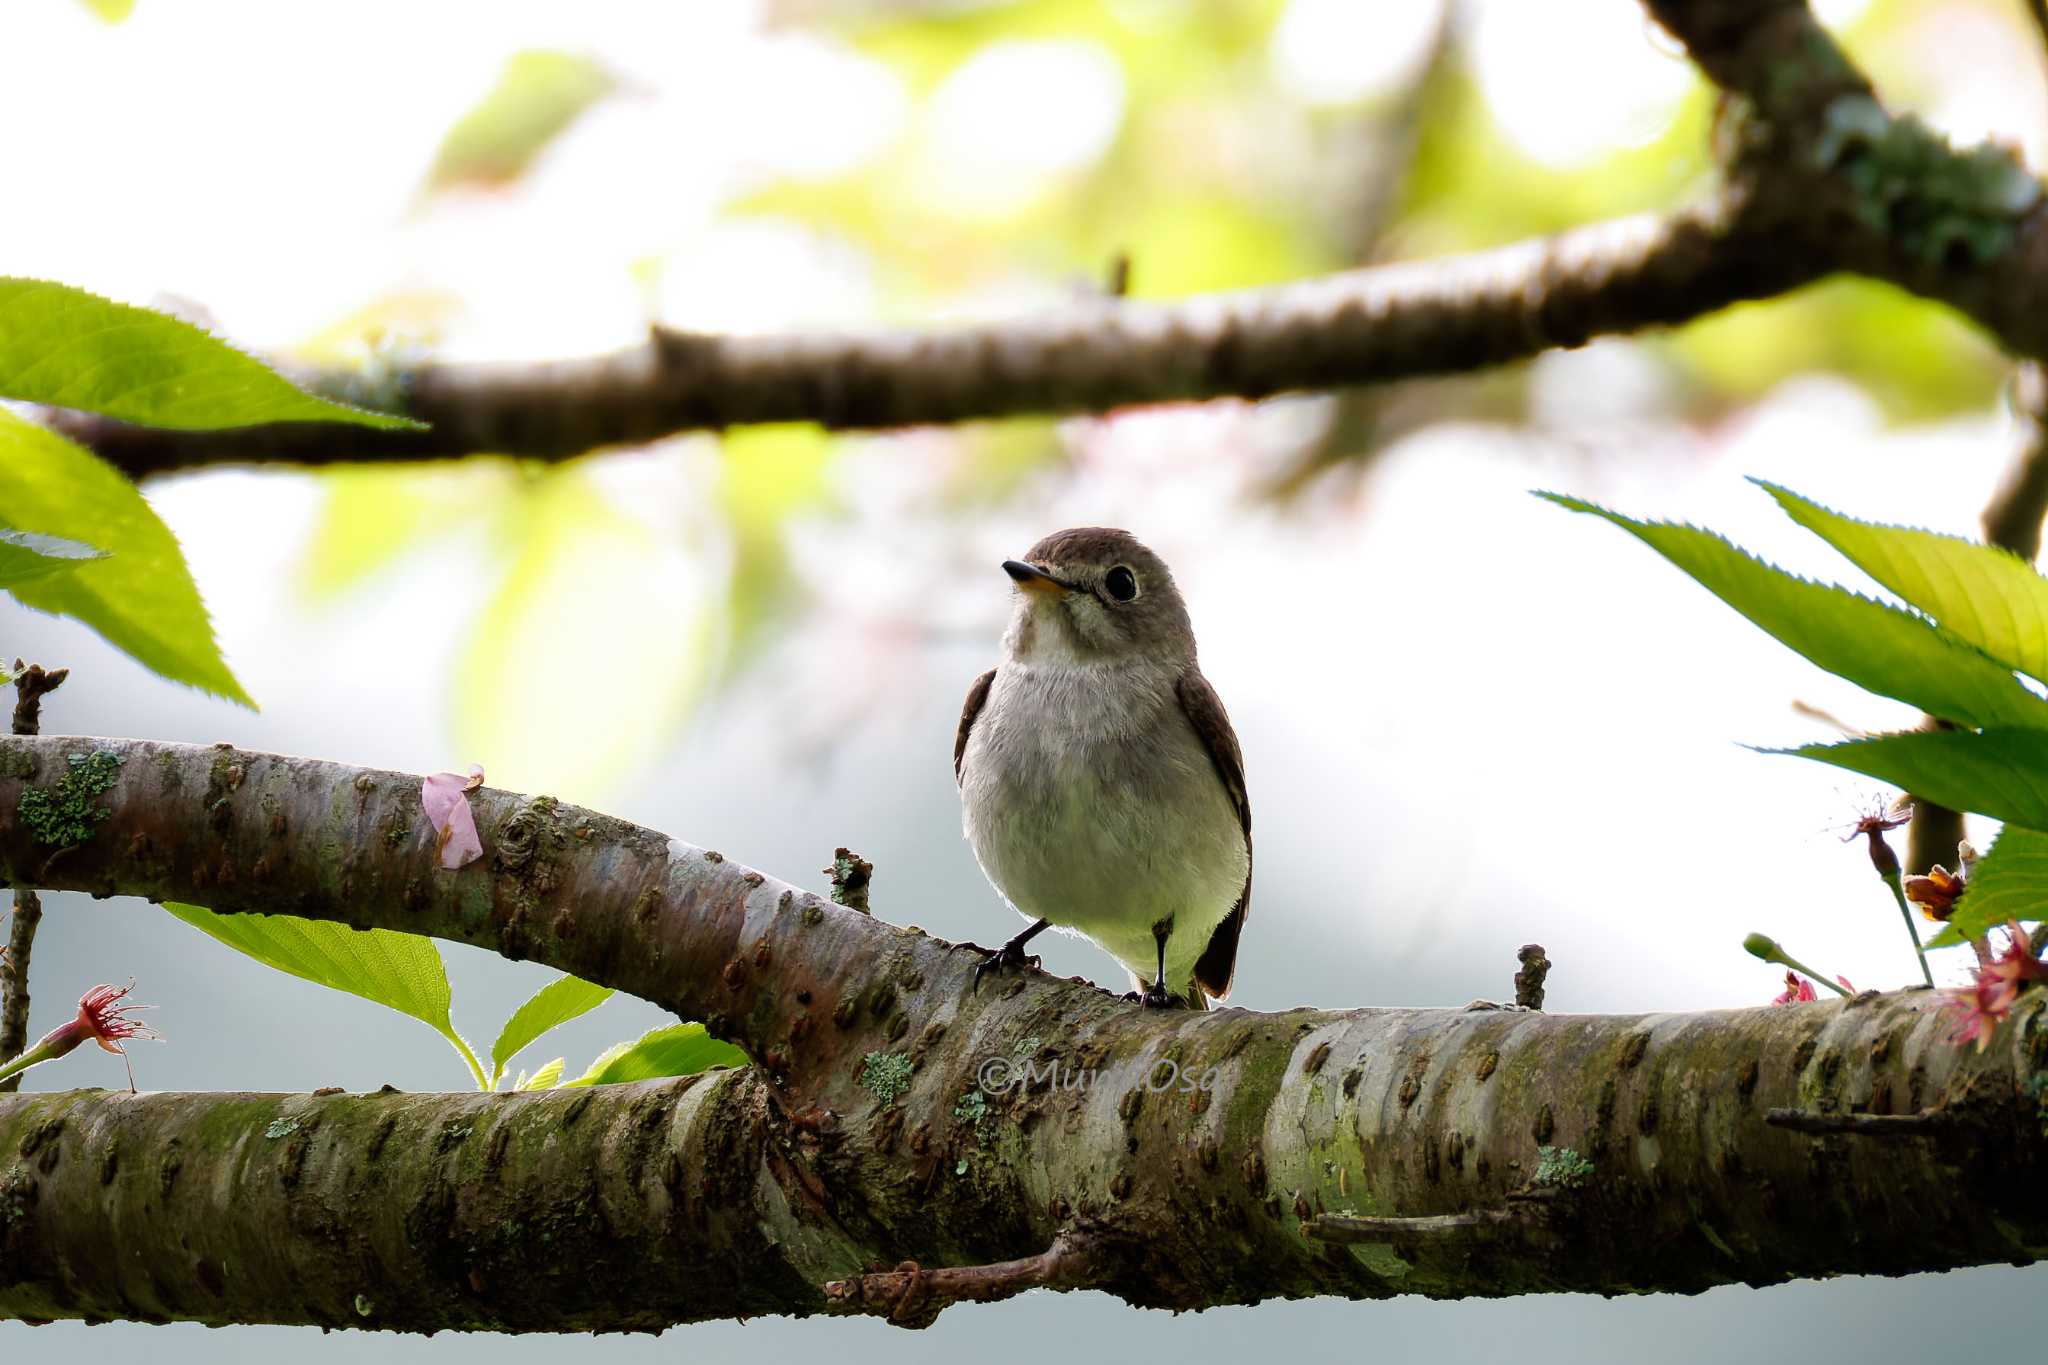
[[0, 736, 2040, 1330]]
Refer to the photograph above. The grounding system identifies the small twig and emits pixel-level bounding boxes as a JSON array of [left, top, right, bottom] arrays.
[[1514, 944, 1550, 1011], [1103, 250, 1130, 299], [1308, 1208, 1523, 1244], [9, 660, 67, 736], [1309, 1190, 1559, 1246], [1765, 1107, 1956, 1136], [825, 847, 872, 915], [822, 1229, 1101, 1329], [0, 659, 66, 1093]]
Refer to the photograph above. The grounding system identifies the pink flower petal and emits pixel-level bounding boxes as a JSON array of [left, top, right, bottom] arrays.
[[1770, 971, 1817, 1005], [422, 765, 485, 870]]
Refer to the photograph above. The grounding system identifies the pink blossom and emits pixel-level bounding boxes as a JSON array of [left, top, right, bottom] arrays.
[[1772, 972, 1817, 1005], [1770, 970, 1854, 1005], [422, 764, 485, 869], [1941, 922, 2047, 1051], [0, 980, 159, 1091], [1944, 974, 2004, 1052], [61, 981, 158, 1056]]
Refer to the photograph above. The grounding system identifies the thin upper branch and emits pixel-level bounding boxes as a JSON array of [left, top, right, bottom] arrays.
[[51, 194, 1810, 475], [38, 2, 2048, 478]]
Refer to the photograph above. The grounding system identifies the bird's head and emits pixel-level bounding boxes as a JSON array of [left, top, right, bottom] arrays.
[[999, 527, 1194, 666]]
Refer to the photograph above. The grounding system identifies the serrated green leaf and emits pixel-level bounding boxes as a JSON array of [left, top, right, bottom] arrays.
[[1759, 481, 2048, 686], [425, 51, 616, 193], [0, 278, 420, 430], [1942, 825, 2048, 942], [516, 1058, 566, 1091], [1924, 922, 1969, 950], [561, 1023, 747, 1088], [489, 974, 613, 1085], [0, 410, 252, 705], [163, 902, 487, 1087], [1781, 729, 2048, 830], [1539, 492, 2048, 730], [0, 529, 105, 588]]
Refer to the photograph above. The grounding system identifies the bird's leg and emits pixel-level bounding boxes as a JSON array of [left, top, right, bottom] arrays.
[[1138, 920, 1177, 1009], [973, 918, 1050, 992]]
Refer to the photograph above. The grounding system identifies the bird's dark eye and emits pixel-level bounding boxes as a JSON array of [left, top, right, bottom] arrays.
[[1103, 566, 1139, 602]]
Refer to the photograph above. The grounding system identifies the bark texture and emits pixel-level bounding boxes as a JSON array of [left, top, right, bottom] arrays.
[[0, 736, 2041, 1330]]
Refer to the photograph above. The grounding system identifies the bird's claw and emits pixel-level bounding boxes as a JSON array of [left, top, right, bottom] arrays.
[[972, 940, 1041, 993], [1125, 979, 1178, 1009]]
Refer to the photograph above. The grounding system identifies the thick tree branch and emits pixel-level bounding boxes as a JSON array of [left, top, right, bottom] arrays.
[[0, 735, 2041, 1330]]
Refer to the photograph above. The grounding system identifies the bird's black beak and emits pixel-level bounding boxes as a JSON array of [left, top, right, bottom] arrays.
[[1003, 559, 1070, 598]]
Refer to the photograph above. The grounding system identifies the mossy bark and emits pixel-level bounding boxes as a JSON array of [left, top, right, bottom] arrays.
[[0, 736, 2041, 1329]]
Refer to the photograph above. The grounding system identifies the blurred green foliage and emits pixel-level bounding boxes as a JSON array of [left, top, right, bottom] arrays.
[[446, 463, 710, 799], [293, 0, 2029, 796], [424, 50, 617, 194]]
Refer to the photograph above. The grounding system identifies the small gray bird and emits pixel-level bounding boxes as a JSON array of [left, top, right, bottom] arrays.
[[955, 528, 1250, 1009]]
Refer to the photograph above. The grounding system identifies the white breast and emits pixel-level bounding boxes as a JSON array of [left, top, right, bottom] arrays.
[[958, 660, 1247, 993]]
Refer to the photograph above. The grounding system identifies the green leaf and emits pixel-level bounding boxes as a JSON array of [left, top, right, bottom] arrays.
[[1943, 825, 2048, 942], [1781, 729, 2048, 830], [515, 1058, 565, 1091], [0, 278, 420, 430], [561, 1023, 747, 1088], [489, 974, 613, 1086], [78, 0, 135, 20], [0, 529, 106, 588], [425, 51, 616, 193], [1539, 492, 2048, 730], [0, 411, 252, 705], [1759, 481, 2048, 685], [1924, 922, 1969, 950], [162, 903, 488, 1088]]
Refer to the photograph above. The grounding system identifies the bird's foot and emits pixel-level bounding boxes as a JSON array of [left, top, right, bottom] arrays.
[[1123, 978, 1180, 1009], [972, 937, 1042, 993]]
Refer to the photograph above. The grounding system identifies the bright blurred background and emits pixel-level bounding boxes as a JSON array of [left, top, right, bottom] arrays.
[[2, 0, 2044, 1358]]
